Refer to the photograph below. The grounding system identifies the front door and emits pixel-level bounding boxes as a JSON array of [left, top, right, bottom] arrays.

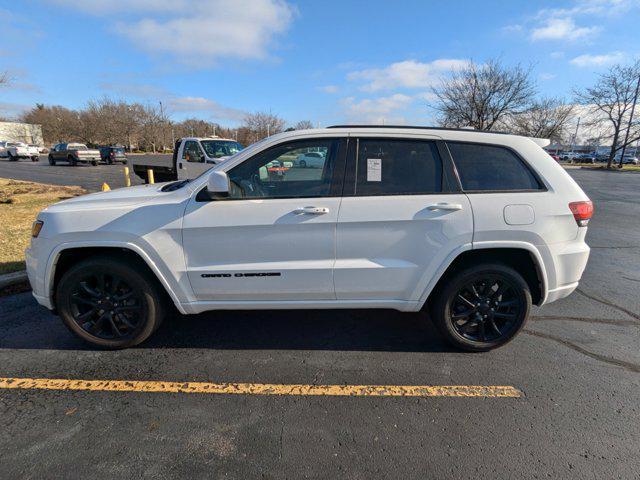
[[334, 137, 473, 302], [182, 137, 347, 301]]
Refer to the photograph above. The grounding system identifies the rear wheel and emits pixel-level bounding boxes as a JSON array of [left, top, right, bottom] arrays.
[[68, 155, 77, 166], [430, 264, 531, 351], [299, 159, 307, 168], [31, 155, 39, 162], [91, 160, 98, 166], [8, 152, 16, 161], [56, 256, 165, 348]]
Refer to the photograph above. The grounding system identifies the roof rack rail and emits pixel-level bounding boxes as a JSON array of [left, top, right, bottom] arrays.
[[326, 125, 512, 135]]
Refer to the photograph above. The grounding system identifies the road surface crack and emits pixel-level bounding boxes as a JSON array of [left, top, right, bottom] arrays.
[[524, 329, 640, 374], [531, 315, 639, 327], [576, 288, 640, 321]]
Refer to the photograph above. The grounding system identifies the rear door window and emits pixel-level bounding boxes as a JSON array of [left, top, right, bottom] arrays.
[[447, 142, 543, 191], [354, 139, 443, 196]]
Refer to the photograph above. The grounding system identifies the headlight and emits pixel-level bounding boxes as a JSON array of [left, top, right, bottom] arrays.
[[31, 220, 44, 238]]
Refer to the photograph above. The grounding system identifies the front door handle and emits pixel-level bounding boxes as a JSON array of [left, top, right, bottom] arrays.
[[427, 203, 463, 211], [295, 206, 330, 215]]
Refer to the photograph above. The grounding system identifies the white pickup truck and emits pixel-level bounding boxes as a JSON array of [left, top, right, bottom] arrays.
[[0, 141, 40, 161], [131, 137, 243, 182]]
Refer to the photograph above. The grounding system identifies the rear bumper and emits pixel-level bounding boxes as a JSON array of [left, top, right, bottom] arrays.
[[540, 236, 590, 305]]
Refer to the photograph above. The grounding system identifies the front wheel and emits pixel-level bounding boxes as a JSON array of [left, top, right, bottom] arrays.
[[7, 152, 16, 161], [430, 264, 531, 351], [48, 155, 56, 165], [56, 256, 165, 348]]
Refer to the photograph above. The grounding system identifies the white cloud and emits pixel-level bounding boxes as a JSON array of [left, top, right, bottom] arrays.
[[319, 85, 339, 94], [47, 0, 296, 66], [550, 51, 565, 59], [341, 94, 413, 124], [0, 101, 31, 118], [570, 51, 627, 67], [100, 82, 169, 98], [539, 72, 556, 81], [531, 17, 599, 41], [168, 96, 246, 122], [347, 59, 469, 92]]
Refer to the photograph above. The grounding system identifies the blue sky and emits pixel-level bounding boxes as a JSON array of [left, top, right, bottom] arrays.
[[1, 0, 639, 127]]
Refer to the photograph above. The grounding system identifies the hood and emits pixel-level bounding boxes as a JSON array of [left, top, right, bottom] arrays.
[[45, 183, 169, 212]]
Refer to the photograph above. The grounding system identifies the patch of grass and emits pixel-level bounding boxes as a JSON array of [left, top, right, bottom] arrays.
[[0, 178, 86, 275]]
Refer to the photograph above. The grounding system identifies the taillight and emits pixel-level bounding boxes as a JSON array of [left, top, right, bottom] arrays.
[[569, 201, 593, 227]]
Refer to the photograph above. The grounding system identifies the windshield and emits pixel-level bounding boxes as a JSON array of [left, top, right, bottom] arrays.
[[201, 140, 243, 158]]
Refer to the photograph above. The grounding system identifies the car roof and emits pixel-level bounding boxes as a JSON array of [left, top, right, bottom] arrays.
[[260, 126, 549, 148]]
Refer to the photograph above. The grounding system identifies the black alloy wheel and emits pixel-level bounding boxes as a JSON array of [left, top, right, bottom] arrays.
[[57, 256, 165, 348], [431, 264, 531, 351], [68, 272, 144, 341], [449, 274, 524, 343]]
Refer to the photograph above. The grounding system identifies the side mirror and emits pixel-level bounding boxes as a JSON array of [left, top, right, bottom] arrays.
[[207, 170, 230, 198]]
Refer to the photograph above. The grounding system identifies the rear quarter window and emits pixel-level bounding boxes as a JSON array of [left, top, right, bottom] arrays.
[[447, 142, 543, 192]]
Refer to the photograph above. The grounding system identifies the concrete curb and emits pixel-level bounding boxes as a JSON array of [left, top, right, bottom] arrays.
[[0, 270, 28, 289]]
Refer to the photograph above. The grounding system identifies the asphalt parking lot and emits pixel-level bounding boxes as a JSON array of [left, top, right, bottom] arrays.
[[0, 155, 167, 191], [1, 168, 639, 479]]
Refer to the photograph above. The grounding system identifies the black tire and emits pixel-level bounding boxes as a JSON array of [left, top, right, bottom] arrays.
[[68, 155, 77, 166], [48, 155, 56, 166], [31, 156, 39, 162], [91, 160, 98, 166], [8, 152, 16, 161], [430, 263, 531, 352], [299, 160, 307, 168], [56, 256, 166, 348], [107, 158, 113, 165]]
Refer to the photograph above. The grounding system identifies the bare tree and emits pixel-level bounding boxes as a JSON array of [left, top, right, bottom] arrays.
[[507, 98, 575, 142], [433, 59, 536, 131], [575, 61, 640, 168], [21, 104, 82, 144], [293, 120, 314, 130], [242, 111, 285, 142], [0, 71, 10, 87]]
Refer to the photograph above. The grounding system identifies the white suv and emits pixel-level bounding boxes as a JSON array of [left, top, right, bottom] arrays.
[[25, 127, 592, 351]]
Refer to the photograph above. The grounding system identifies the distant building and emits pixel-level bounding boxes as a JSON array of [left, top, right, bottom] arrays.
[[0, 121, 44, 146]]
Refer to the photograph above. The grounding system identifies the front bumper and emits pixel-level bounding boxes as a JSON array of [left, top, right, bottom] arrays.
[[25, 244, 54, 310]]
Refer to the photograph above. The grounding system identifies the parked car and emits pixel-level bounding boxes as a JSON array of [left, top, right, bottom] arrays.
[[48, 143, 101, 166], [559, 151, 580, 161], [574, 153, 596, 164], [131, 137, 243, 182], [26, 126, 592, 351], [99, 145, 127, 164], [547, 152, 560, 161], [1, 141, 39, 161], [617, 155, 639, 165], [295, 151, 325, 168]]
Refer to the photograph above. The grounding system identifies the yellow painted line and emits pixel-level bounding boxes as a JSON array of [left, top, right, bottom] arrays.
[[0, 377, 522, 398]]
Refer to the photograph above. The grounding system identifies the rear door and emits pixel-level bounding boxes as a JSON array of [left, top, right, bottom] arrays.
[[334, 136, 473, 302], [182, 137, 347, 301]]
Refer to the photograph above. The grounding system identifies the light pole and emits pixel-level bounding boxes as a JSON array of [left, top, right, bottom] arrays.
[[617, 73, 640, 168], [159, 101, 166, 151]]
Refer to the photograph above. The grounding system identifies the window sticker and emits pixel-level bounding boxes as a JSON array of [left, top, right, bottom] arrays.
[[367, 158, 382, 182]]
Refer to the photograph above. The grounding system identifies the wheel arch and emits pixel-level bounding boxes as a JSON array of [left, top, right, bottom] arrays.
[[47, 242, 187, 314], [420, 243, 547, 309]]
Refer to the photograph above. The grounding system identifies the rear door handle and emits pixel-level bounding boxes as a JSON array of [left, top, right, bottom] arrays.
[[295, 206, 330, 215], [427, 203, 463, 211]]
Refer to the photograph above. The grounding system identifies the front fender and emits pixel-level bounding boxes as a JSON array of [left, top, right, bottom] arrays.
[[44, 240, 190, 314]]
